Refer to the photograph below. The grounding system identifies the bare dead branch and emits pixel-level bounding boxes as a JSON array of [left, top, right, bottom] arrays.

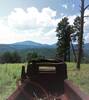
[[84, 5, 89, 10], [84, 15, 89, 17]]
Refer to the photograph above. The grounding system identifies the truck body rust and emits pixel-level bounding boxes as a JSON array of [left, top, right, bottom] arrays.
[[7, 59, 89, 100]]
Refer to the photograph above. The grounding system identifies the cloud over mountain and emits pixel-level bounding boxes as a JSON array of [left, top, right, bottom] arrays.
[[8, 7, 57, 31], [0, 6, 89, 44], [0, 7, 59, 44]]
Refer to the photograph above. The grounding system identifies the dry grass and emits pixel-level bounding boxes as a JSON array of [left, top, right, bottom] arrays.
[[0, 63, 23, 100], [67, 62, 89, 95], [0, 62, 89, 100]]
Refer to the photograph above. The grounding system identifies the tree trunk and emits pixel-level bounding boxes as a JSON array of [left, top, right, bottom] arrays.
[[68, 46, 70, 62], [76, 0, 84, 70], [71, 41, 77, 62]]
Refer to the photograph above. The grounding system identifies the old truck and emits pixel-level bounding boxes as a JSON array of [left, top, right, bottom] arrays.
[[7, 59, 89, 100]]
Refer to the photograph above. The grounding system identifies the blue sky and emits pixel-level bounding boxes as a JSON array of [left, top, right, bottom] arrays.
[[0, 0, 89, 44]]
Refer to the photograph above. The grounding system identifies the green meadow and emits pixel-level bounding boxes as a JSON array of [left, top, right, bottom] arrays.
[[0, 63, 23, 100], [67, 63, 89, 95], [0, 63, 89, 100]]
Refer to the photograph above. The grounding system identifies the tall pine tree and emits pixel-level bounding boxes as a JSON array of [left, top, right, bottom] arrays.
[[56, 17, 74, 61]]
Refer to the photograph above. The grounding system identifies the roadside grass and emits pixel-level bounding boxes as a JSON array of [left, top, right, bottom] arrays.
[[0, 63, 24, 100], [0, 62, 89, 100], [67, 62, 89, 95]]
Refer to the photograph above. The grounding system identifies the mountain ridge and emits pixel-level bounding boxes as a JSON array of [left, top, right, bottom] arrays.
[[0, 41, 56, 52], [0, 41, 89, 60], [0, 40, 89, 53]]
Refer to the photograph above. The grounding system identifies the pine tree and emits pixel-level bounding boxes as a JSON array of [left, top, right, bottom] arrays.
[[56, 17, 74, 61]]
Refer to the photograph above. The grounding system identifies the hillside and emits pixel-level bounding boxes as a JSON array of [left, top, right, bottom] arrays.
[[0, 41, 56, 59], [0, 41, 56, 52], [0, 41, 89, 60]]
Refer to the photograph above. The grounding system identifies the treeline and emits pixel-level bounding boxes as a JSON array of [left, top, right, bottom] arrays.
[[0, 51, 45, 63], [0, 51, 21, 63], [0, 49, 89, 63]]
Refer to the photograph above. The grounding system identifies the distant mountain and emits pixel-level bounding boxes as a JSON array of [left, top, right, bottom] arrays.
[[0, 41, 89, 60], [83, 43, 89, 50], [11, 41, 56, 49], [0, 44, 15, 52], [13, 41, 44, 46], [0, 41, 56, 52], [0, 41, 89, 54]]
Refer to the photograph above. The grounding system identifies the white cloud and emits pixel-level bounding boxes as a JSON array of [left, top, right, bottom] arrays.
[[85, 33, 89, 43], [0, 7, 59, 44], [38, 29, 57, 44], [62, 4, 68, 9], [0, 7, 89, 44], [84, 9, 89, 43], [68, 15, 77, 24], [8, 7, 57, 31], [84, 9, 89, 17], [60, 13, 65, 16], [84, 9, 89, 27], [83, 9, 89, 43]]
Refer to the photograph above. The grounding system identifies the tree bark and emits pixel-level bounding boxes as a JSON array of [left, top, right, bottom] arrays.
[[76, 0, 84, 70]]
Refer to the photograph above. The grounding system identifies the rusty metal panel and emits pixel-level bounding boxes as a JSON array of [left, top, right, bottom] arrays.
[[26, 59, 67, 95], [7, 59, 68, 100], [64, 80, 89, 100], [7, 59, 89, 100]]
